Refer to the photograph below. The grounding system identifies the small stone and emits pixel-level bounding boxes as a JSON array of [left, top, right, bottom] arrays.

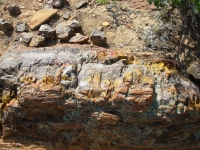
[[20, 32, 34, 45], [180, 34, 195, 48], [69, 34, 89, 44], [38, 0, 43, 2], [28, 9, 57, 30], [102, 21, 110, 27], [16, 21, 29, 32], [52, 0, 64, 8], [97, 26, 103, 31], [63, 12, 71, 20], [3, 7, 7, 11], [90, 29, 107, 47], [121, 6, 127, 11], [66, 20, 80, 29], [29, 35, 45, 47], [7, 5, 21, 16], [76, 1, 88, 9], [39, 24, 55, 38], [0, 18, 14, 33], [56, 22, 75, 40], [130, 14, 137, 19]]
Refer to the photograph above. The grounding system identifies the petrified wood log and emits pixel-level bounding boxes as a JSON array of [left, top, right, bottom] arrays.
[[0, 45, 200, 149]]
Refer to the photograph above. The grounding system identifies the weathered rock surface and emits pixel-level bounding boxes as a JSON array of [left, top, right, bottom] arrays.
[[90, 29, 107, 46], [28, 9, 57, 30], [0, 18, 14, 33], [29, 35, 45, 47], [56, 22, 75, 40], [39, 24, 55, 38], [0, 45, 200, 149], [7, 5, 21, 16]]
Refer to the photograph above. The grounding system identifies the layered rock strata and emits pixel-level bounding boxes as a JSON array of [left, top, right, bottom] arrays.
[[0, 45, 200, 149]]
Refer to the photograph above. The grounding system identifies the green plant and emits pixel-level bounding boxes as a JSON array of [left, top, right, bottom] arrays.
[[0, 0, 2, 5], [146, 0, 200, 14], [96, 0, 109, 5]]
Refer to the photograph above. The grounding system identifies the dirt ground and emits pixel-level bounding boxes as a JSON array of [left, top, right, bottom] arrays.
[[0, 0, 158, 149]]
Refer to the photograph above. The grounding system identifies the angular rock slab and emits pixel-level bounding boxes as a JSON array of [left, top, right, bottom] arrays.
[[0, 45, 200, 149], [28, 9, 57, 30]]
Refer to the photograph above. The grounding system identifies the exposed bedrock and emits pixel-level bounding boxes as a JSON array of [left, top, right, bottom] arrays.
[[0, 45, 200, 149]]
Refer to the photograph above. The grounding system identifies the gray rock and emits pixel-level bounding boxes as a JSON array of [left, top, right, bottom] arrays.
[[0, 18, 14, 33], [63, 12, 71, 20], [187, 62, 200, 80], [20, 32, 34, 45], [56, 22, 75, 40], [7, 5, 21, 15], [39, 24, 55, 38], [16, 22, 29, 32], [90, 29, 107, 47], [29, 35, 45, 47], [69, 34, 89, 44], [76, 1, 88, 9], [52, 0, 64, 8], [67, 20, 80, 29]]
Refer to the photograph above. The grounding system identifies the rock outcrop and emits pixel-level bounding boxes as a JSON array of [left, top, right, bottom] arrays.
[[0, 45, 200, 149]]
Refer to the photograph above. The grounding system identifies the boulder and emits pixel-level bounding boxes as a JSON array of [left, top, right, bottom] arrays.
[[39, 24, 55, 38], [90, 29, 107, 46], [56, 22, 75, 40], [7, 5, 21, 16], [16, 21, 29, 32], [20, 32, 34, 45], [0, 46, 200, 149], [29, 35, 45, 47], [180, 34, 195, 48], [28, 9, 57, 30], [63, 12, 71, 20], [69, 33, 89, 44], [0, 18, 14, 33]]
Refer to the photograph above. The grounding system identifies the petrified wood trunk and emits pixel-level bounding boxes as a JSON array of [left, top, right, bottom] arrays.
[[0, 45, 200, 149]]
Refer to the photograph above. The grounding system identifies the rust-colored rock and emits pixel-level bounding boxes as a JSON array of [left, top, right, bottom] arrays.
[[0, 45, 200, 149]]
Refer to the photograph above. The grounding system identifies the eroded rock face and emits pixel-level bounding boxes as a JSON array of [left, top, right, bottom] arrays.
[[0, 45, 200, 149]]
